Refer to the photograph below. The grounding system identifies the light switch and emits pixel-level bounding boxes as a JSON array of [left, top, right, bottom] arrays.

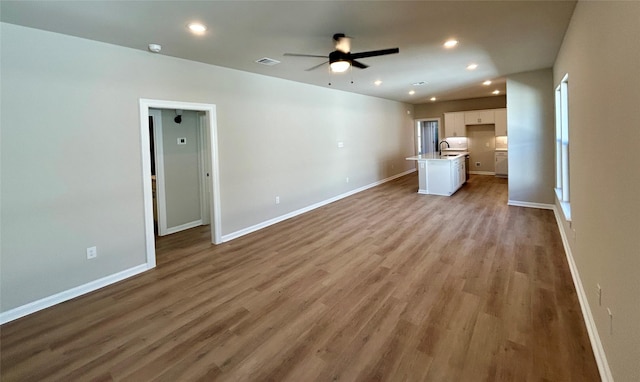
[[337, 141, 344, 148], [177, 138, 187, 145]]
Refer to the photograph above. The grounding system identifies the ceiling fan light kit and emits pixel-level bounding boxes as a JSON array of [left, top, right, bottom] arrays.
[[285, 33, 399, 74], [330, 60, 351, 73]]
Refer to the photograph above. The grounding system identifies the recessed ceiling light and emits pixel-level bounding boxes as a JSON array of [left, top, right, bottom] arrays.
[[430, 97, 437, 101], [492, 90, 500, 95], [374, 80, 382, 86], [483, 80, 492, 86], [409, 90, 416, 95], [444, 39, 458, 48], [467, 63, 478, 70], [187, 22, 207, 34]]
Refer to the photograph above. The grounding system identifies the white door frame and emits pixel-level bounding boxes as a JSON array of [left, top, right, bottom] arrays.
[[415, 118, 441, 155], [148, 109, 169, 236], [139, 99, 222, 268]]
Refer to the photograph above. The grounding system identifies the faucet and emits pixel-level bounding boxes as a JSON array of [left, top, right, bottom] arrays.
[[439, 140, 450, 156]]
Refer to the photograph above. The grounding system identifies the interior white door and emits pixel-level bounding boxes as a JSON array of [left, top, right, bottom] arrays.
[[198, 113, 212, 226], [149, 109, 169, 236]]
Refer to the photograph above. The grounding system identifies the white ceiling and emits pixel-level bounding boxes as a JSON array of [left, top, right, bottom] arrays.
[[0, 1, 576, 104]]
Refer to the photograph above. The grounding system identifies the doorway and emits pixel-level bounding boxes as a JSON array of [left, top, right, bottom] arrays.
[[139, 99, 222, 269], [149, 108, 210, 237], [416, 118, 440, 155]]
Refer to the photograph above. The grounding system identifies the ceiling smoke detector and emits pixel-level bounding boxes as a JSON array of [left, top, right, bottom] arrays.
[[148, 44, 162, 53]]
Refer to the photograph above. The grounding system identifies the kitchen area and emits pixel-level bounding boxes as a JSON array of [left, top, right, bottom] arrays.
[[407, 106, 508, 196]]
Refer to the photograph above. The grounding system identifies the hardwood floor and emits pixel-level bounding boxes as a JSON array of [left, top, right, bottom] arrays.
[[0, 174, 600, 381]]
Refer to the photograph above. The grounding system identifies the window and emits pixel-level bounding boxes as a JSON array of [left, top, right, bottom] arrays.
[[555, 74, 571, 220]]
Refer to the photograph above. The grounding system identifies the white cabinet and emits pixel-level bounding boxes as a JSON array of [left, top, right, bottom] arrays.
[[457, 158, 466, 187], [494, 108, 507, 136], [426, 157, 466, 196], [444, 112, 466, 137], [465, 109, 495, 125], [495, 151, 508, 177]]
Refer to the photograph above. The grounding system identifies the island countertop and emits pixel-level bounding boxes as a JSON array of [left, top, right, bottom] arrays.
[[405, 152, 468, 161]]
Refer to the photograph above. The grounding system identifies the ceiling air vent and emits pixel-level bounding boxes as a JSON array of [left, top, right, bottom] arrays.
[[255, 57, 281, 66]]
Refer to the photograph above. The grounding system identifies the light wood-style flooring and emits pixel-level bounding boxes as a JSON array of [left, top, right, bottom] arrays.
[[1, 174, 600, 381]]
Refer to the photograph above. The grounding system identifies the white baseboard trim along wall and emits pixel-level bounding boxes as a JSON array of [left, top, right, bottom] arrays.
[[222, 169, 416, 242], [164, 219, 203, 236], [552, 207, 613, 382], [1, 169, 416, 324], [507, 200, 554, 210], [0, 264, 150, 324]]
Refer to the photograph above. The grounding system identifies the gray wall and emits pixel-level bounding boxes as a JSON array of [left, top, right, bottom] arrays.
[[506, 69, 555, 205], [0, 23, 415, 312], [553, 2, 640, 380], [159, 109, 201, 228], [467, 125, 496, 173], [414, 95, 506, 120]]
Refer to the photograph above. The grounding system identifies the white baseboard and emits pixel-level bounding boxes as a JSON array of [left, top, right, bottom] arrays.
[[469, 171, 495, 175], [222, 169, 416, 242], [553, 207, 613, 381], [507, 200, 555, 210], [163, 219, 203, 236], [0, 263, 150, 325]]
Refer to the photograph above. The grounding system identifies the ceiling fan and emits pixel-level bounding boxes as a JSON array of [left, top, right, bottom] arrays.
[[284, 33, 399, 72]]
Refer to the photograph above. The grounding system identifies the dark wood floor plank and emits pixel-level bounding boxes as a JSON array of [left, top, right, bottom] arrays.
[[0, 174, 600, 381]]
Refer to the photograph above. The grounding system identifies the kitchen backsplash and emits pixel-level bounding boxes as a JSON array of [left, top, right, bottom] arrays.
[[444, 137, 468, 149]]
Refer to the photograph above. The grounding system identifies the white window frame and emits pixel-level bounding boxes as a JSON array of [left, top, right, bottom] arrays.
[[555, 74, 571, 221]]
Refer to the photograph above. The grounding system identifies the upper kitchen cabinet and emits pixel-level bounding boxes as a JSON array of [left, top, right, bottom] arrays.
[[465, 109, 495, 125], [444, 112, 466, 137], [494, 108, 507, 136]]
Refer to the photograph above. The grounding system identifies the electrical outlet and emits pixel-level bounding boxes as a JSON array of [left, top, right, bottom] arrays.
[[86, 246, 97, 259], [475, 162, 481, 167], [275, 196, 280, 204], [597, 284, 602, 306]]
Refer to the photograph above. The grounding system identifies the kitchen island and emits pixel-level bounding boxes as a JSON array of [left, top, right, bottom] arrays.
[[406, 152, 468, 196]]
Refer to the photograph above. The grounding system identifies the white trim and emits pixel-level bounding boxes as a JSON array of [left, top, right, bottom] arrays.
[[507, 200, 555, 210], [164, 219, 203, 236], [222, 169, 416, 242], [0, 264, 150, 325], [469, 170, 495, 175], [149, 109, 168, 236], [553, 207, 613, 382], [139, 99, 222, 249], [555, 188, 572, 221]]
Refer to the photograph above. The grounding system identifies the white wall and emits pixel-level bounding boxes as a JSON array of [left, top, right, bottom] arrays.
[[553, 2, 640, 381], [0, 23, 415, 313], [506, 69, 555, 205]]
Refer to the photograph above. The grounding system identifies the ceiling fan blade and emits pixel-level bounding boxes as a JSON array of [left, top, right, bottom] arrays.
[[284, 53, 329, 58], [351, 60, 369, 69], [305, 61, 329, 71], [350, 48, 400, 60]]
